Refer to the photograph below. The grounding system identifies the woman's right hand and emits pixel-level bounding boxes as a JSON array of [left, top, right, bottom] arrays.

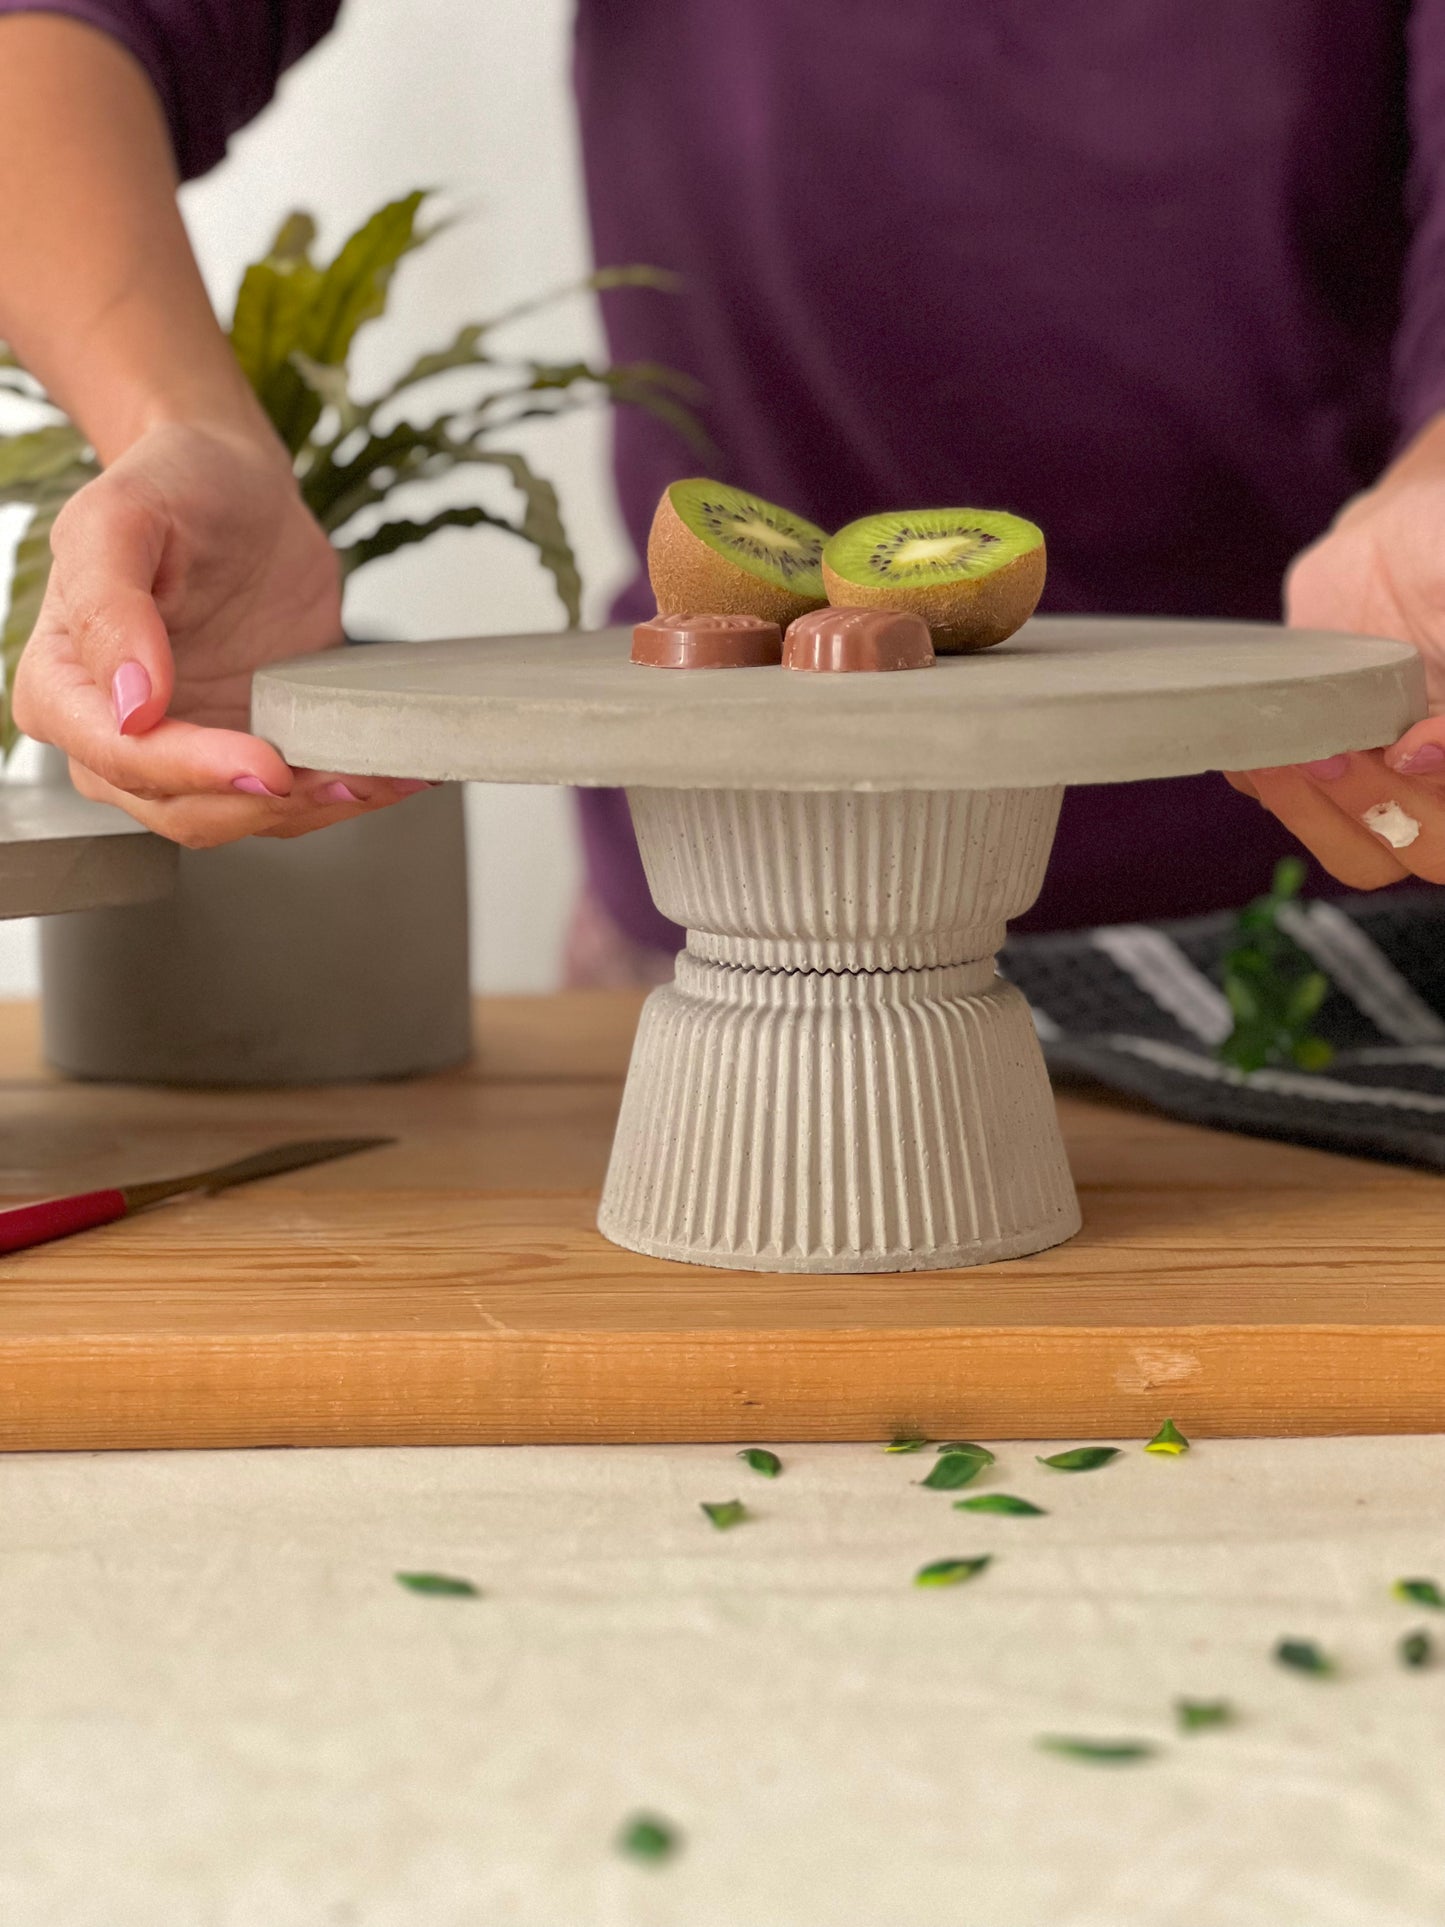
[[13, 420, 425, 846]]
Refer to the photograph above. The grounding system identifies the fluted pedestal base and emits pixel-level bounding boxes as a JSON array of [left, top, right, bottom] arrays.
[[598, 787, 1079, 1274]]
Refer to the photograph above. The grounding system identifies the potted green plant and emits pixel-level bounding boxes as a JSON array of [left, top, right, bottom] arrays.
[[0, 192, 694, 1083]]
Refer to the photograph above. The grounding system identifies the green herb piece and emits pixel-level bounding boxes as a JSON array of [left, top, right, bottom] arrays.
[[1217, 859, 1335, 1074], [921, 1450, 990, 1491], [395, 1571, 479, 1597], [701, 1499, 748, 1530], [913, 1556, 992, 1588], [1274, 1638, 1334, 1677], [1037, 1736, 1156, 1765], [953, 1493, 1045, 1517], [1394, 1577, 1445, 1610], [617, 1813, 679, 1863], [1037, 1446, 1120, 1473], [1175, 1698, 1233, 1732], [935, 1441, 996, 1463], [1400, 1629, 1434, 1669], [1145, 1418, 1190, 1456], [737, 1447, 782, 1478], [885, 1436, 929, 1454]]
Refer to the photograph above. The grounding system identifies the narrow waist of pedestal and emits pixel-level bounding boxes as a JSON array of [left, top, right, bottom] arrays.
[[671, 950, 1001, 1007], [686, 925, 1007, 973]]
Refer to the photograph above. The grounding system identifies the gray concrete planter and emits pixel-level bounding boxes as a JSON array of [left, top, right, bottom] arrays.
[[39, 759, 471, 1086]]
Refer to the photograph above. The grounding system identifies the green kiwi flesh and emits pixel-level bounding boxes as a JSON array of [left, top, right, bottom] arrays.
[[648, 479, 829, 626], [822, 508, 1045, 652]]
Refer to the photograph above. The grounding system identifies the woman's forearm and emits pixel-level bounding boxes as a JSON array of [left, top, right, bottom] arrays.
[[0, 13, 274, 462]]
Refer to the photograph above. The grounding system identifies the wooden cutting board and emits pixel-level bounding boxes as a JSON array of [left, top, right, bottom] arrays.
[[1, 993, 1442, 1449]]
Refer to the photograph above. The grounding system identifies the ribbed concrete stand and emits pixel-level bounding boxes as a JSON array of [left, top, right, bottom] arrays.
[[599, 787, 1081, 1273]]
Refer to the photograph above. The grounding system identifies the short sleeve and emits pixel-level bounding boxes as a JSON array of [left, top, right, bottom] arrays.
[[0, 1, 343, 179]]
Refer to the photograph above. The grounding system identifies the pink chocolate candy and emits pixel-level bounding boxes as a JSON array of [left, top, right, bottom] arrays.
[[632, 612, 784, 668], [783, 607, 935, 672]]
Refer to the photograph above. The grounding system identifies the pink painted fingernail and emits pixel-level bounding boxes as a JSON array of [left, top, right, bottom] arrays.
[[321, 780, 363, 804], [1391, 742, 1445, 773], [392, 779, 432, 795], [1299, 754, 1351, 781], [232, 774, 284, 798], [112, 661, 151, 734]]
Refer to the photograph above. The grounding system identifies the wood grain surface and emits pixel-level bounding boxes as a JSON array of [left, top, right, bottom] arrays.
[[2, 993, 1443, 1449]]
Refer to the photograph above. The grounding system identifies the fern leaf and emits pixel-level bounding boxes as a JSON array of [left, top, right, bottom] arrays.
[[0, 477, 82, 754], [337, 504, 516, 577]]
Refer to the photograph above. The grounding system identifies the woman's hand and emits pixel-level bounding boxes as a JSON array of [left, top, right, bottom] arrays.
[[13, 422, 426, 847], [1229, 414, 1445, 889]]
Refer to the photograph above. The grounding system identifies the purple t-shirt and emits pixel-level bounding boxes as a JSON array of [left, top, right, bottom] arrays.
[[12, 0, 1445, 940]]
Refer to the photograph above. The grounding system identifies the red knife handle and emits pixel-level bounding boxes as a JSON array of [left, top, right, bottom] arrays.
[[0, 1188, 128, 1255]]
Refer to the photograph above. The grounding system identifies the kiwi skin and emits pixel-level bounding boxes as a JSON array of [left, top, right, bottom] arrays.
[[648, 489, 829, 628], [821, 538, 1046, 653]]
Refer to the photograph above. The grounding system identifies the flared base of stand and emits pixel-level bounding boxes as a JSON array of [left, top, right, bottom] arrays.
[[599, 954, 1081, 1273]]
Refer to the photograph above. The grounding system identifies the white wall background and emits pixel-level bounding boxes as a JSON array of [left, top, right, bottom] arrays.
[[0, 0, 629, 994]]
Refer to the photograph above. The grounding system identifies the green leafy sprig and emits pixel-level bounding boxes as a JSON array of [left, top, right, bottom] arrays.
[[1216, 858, 1334, 1073]]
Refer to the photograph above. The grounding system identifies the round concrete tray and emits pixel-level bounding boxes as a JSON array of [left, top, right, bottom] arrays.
[[0, 786, 176, 922], [252, 618, 1427, 1277], [251, 618, 1424, 791]]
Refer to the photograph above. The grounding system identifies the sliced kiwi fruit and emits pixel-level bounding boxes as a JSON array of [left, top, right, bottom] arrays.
[[822, 508, 1045, 652], [648, 479, 829, 625]]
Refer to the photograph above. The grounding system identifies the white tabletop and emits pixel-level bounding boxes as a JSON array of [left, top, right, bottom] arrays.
[[6, 1438, 1443, 1925], [252, 618, 1425, 791]]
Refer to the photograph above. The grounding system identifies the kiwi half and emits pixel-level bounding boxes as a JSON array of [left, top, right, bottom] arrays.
[[648, 479, 829, 626], [822, 508, 1045, 652]]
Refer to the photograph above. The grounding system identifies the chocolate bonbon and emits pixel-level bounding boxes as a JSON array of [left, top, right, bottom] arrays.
[[632, 612, 783, 669], [783, 606, 934, 673]]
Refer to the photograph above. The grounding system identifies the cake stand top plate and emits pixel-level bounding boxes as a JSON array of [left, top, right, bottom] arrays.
[[252, 617, 1425, 792]]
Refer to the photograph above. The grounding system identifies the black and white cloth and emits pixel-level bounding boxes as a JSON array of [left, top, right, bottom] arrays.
[[1001, 890, 1445, 1171]]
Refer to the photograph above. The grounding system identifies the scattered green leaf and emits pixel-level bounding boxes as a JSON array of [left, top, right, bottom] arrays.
[[1037, 1446, 1120, 1473], [913, 1556, 992, 1588], [395, 1571, 479, 1597], [738, 1448, 782, 1478], [1175, 1698, 1233, 1732], [1145, 1418, 1190, 1456], [953, 1493, 1045, 1517], [935, 1441, 996, 1463], [1274, 1638, 1334, 1677], [701, 1500, 748, 1530], [1400, 1629, 1434, 1670], [921, 1450, 990, 1491], [1037, 1736, 1156, 1764], [617, 1813, 679, 1863], [885, 1436, 929, 1454], [1394, 1577, 1445, 1610]]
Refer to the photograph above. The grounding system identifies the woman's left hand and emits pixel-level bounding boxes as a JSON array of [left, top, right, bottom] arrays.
[[1228, 413, 1445, 889]]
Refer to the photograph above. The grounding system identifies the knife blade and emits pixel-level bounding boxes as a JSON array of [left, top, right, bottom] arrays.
[[0, 1136, 393, 1256]]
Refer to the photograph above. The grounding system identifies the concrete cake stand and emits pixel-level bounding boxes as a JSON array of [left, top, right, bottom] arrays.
[[0, 784, 175, 922], [253, 617, 1424, 1275]]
